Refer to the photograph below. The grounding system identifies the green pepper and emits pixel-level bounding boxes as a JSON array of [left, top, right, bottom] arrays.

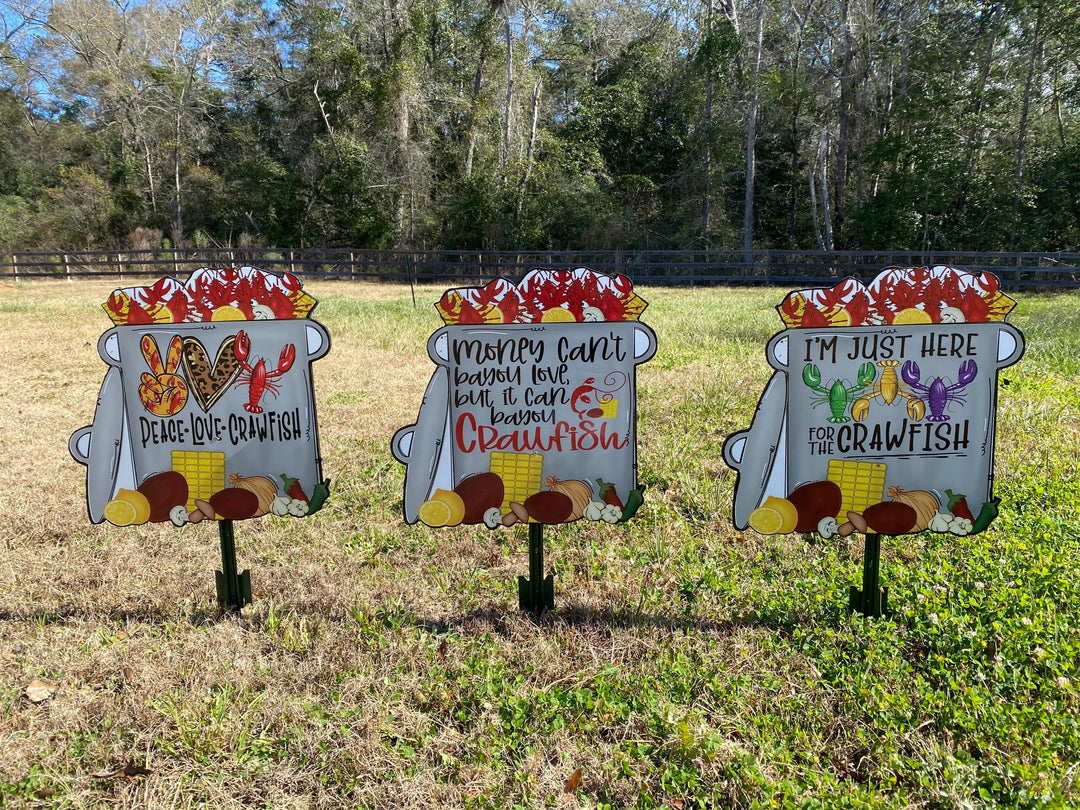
[[970, 498, 1000, 534], [620, 486, 646, 522], [306, 478, 331, 515]]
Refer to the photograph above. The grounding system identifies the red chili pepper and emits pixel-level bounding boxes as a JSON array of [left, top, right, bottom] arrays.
[[596, 479, 623, 509], [280, 474, 309, 503], [945, 489, 974, 522]]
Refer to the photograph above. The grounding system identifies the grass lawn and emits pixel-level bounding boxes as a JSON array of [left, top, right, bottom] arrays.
[[1, 278, 1078, 809]]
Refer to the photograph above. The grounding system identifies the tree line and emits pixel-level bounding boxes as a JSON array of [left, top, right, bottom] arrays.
[[1, 0, 1078, 255]]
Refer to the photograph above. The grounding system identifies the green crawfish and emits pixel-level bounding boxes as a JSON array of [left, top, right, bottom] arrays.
[[802, 362, 876, 423]]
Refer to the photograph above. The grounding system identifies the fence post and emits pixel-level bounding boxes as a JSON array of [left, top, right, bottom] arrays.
[[11, 254, 17, 280], [116, 253, 123, 277]]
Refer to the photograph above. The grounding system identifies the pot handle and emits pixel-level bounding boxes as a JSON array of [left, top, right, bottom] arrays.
[[766, 332, 790, 370], [995, 324, 1025, 369], [633, 324, 657, 363], [391, 425, 415, 463], [305, 322, 332, 361], [69, 426, 93, 465], [722, 431, 748, 470]]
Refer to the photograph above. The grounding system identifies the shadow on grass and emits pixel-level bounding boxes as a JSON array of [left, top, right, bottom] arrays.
[[0, 601, 241, 628], [417, 600, 811, 639]]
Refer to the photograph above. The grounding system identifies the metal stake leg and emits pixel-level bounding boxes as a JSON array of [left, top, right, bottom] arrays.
[[518, 522, 554, 615], [215, 519, 252, 611], [849, 532, 888, 618]]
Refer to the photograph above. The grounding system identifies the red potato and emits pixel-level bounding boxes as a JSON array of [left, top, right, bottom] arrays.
[[209, 487, 260, 520], [454, 472, 505, 524], [137, 471, 189, 523], [523, 491, 573, 524], [787, 481, 843, 532], [863, 501, 918, 534]]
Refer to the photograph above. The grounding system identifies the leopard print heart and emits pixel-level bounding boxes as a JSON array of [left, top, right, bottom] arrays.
[[181, 336, 241, 412]]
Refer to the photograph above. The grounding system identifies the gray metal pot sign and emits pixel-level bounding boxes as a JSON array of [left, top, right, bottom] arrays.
[[723, 266, 1024, 539], [70, 267, 331, 528], [393, 268, 656, 529]]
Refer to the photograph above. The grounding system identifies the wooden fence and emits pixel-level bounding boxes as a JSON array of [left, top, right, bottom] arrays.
[[6, 247, 1080, 289]]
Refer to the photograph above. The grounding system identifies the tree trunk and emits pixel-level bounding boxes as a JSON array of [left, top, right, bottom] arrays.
[[313, 80, 343, 165], [834, 0, 854, 240], [501, 10, 514, 186], [956, 4, 1002, 216], [809, 166, 824, 251], [701, 0, 714, 247], [395, 89, 410, 244], [1009, 0, 1044, 251], [464, 48, 488, 178], [742, 1, 764, 263], [818, 128, 833, 250], [173, 110, 183, 249], [143, 140, 157, 214], [516, 78, 542, 218]]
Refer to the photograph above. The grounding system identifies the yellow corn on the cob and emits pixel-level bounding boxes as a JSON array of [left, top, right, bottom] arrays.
[[827, 459, 887, 516], [598, 397, 619, 418], [489, 451, 543, 510], [172, 450, 226, 511]]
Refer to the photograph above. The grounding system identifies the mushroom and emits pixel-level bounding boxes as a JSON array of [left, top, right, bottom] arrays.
[[169, 504, 190, 527], [817, 515, 839, 539], [483, 507, 502, 529], [509, 501, 529, 524], [846, 510, 868, 534]]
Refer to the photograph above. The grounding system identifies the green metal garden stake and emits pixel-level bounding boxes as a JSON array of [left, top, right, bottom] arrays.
[[849, 532, 888, 618], [215, 519, 252, 611], [518, 522, 554, 615]]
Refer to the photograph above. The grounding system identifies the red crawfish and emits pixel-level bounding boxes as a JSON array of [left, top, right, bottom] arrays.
[[233, 330, 296, 414]]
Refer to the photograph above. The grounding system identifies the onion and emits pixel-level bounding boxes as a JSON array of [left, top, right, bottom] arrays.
[[229, 473, 279, 517], [545, 476, 592, 521], [886, 486, 940, 531]]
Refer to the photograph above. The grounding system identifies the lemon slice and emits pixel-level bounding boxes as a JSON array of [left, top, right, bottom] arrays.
[[211, 305, 246, 321], [892, 307, 932, 325], [540, 307, 576, 323], [748, 505, 784, 534], [418, 489, 466, 527], [103, 498, 137, 526], [762, 496, 798, 533], [104, 489, 151, 526], [418, 498, 451, 527], [431, 488, 465, 526], [824, 306, 852, 327]]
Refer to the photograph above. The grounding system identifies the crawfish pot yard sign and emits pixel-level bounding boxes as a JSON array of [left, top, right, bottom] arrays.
[[70, 267, 331, 527], [723, 266, 1024, 539], [392, 268, 657, 529]]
